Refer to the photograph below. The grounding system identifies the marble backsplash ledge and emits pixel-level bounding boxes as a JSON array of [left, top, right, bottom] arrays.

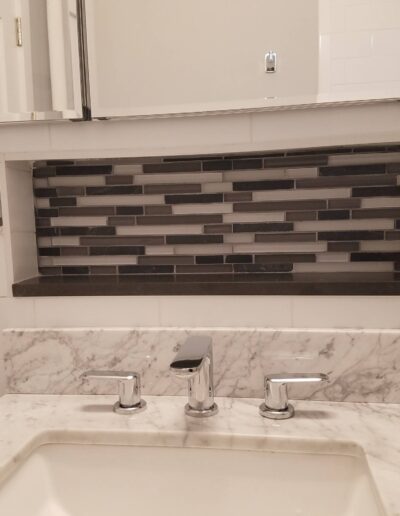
[[2, 327, 400, 403]]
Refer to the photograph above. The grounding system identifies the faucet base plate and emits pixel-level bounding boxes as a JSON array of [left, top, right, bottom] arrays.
[[259, 402, 294, 420], [184, 402, 218, 418], [113, 399, 147, 415]]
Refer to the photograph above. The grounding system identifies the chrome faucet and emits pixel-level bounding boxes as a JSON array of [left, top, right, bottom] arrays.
[[259, 373, 329, 420], [82, 370, 147, 415], [170, 336, 218, 417]]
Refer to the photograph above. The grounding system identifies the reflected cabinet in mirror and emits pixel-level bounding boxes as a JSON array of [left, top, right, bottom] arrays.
[[0, 0, 84, 122], [85, 0, 400, 118]]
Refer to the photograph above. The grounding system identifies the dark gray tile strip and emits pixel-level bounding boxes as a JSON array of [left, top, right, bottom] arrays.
[[56, 165, 112, 176], [318, 231, 384, 241], [86, 186, 142, 195], [319, 164, 386, 176], [255, 254, 315, 263], [165, 193, 223, 204], [89, 246, 145, 256], [137, 214, 222, 225], [351, 252, 400, 262], [166, 235, 223, 245], [144, 184, 201, 194], [143, 161, 201, 173], [233, 200, 326, 212], [352, 186, 400, 197], [263, 155, 328, 168], [233, 222, 293, 233], [255, 232, 316, 243], [233, 180, 293, 192], [82, 236, 164, 246], [318, 210, 350, 220], [298, 174, 396, 189]]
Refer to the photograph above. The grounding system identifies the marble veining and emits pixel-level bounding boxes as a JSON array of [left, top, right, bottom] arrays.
[[0, 395, 398, 515], [3, 327, 400, 403]]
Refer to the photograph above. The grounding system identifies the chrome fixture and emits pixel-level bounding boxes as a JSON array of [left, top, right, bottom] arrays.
[[82, 370, 147, 415], [265, 51, 277, 73], [259, 373, 329, 420], [170, 336, 218, 418]]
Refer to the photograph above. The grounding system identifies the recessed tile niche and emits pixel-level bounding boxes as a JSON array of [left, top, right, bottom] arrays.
[[32, 146, 400, 277]]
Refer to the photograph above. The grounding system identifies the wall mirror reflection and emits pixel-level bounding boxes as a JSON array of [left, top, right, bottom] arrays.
[[0, 0, 83, 122], [85, 0, 400, 118]]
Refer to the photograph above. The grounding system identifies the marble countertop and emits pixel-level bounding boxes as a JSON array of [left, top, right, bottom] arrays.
[[0, 395, 398, 515]]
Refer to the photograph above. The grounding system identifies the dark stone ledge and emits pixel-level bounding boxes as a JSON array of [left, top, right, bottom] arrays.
[[12, 273, 400, 297]]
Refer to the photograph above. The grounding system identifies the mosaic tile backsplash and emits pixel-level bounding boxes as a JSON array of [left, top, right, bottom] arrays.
[[33, 145, 400, 276]]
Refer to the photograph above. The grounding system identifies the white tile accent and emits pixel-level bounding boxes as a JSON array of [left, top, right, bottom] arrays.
[[362, 197, 400, 208], [36, 237, 52, 247], [48, 176, 105, 187], [295, 219, 394, 231], [316, 253, 349, 263], [174, 244, 233, 255], [134, 172, 222, 185], [33, 178, 48, 187], [360, 240, 400, 251], [51, 236, 81, 246], [117, 225, 204, 236], [224, 212, 285, 223], [329, 152, 400, 166], [172, 203, 233, 215], [224, 233, 254, 244], [48, 256, 138, 266], [253, 187, 351, 202], [35, 198, 50, 208], [202, 182, 233, 193], [233, 242, 326, 253], [113, 164, 143, 174], [294, 262, 393, 273], [78, 194, 164, 206], [145, 246, 175, 256], [51, 217, 108, 227]]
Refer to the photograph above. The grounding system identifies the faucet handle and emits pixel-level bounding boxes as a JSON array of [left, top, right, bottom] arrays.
[[82, 370, 147, 415], [259, 373, 328, 420]]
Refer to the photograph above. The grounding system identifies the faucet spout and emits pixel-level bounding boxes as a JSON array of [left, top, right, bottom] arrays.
[[170, 336, 218, 417]]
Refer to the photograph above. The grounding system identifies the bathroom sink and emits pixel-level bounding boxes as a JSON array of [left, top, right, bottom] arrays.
[[0, 442, 384, 516]]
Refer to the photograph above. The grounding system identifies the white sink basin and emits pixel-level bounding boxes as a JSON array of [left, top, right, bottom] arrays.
[[0, 443, 384, 516]]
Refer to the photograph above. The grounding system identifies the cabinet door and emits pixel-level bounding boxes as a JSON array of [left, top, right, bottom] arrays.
[[85, 0, 400, 119], [0, 0, 83, 122]]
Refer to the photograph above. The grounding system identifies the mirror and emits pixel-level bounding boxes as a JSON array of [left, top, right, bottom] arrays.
[[0, 0, 84, 122], [85, 0, 400, 118]]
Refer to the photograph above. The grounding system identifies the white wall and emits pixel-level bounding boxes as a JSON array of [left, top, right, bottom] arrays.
[[86, 0, 319, 117], [319, 0, 400, 98]]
